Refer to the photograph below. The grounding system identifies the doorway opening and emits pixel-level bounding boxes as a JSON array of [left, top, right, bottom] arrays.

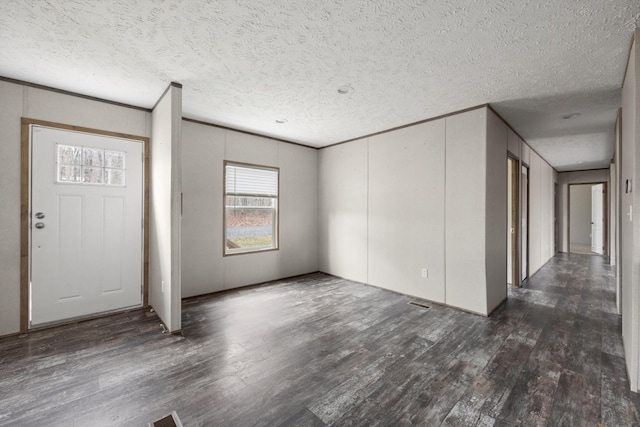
[[568, 182, 607, 256], [507, 157, 520, 286]]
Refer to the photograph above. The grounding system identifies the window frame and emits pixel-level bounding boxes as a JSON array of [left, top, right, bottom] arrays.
[[223, 160, 280, 256]]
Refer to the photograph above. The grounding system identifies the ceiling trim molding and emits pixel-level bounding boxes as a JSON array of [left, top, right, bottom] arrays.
[[558, 167, 610, 174], [182, 117, 316, 150], [322, 104, 490, 150], [0, 76, 151, 112]]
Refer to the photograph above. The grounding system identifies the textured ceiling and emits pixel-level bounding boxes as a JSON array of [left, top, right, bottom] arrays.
[[1, 0, 639, 171]]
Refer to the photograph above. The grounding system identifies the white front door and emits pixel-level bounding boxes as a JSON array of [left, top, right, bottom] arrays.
[[591, 184, 604, 255], [30, 125, 144, 327]]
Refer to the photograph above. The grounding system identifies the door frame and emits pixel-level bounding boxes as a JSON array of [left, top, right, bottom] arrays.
[[567, 181, 608, 256], [521, 162, 530, 282], [507, 155, 520, 286], [20, 118, 150, 333], [555, 182, 559, 254]]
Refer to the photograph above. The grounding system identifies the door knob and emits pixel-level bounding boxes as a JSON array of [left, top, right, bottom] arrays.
[[35, 212, 45, 219], [35, 222, 45, 229]]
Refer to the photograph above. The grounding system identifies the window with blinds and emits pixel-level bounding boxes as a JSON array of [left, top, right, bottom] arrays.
[[224, 161, 279, 255]]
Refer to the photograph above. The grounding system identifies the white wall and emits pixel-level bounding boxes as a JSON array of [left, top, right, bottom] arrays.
[[528, 153, 542, 273], [620, 31, 639, 391], [180, 120, 318, 297], [569, 185, 593, 246], [507, 128, 521, 158], [318, 139, 368, 284], [507, 159, 514, 284], [610, 160, 617, 268], [557, 169, 610, 253], [526, 147, 557, 275], [0, 81, 22, 337], [540, 158, 554, 259], [485, 110, 508, 312], [368, 120, 446, 303], [614, 114, 621, 312], [318, 107, 507, 315], [445, 109, 490, 314], [149, 84, 182, 332], [0, 80, 150, 337]]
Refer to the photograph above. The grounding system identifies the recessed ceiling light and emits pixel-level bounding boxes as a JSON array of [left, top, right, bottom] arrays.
[[275, 119, 287, 124], [562, 113, 581, 119], [337, 85, 353, 95]]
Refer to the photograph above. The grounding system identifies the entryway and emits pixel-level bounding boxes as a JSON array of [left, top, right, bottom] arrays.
[[507, 157, 529, 287], [568, 183, 607, 256], [22, 120, 148, 330]]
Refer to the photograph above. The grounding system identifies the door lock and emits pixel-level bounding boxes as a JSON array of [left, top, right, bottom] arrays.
[[35, 222, 45, 229], [35, 212, 45, 219]]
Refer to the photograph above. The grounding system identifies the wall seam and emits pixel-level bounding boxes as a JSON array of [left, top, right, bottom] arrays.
[[366, 138, 370, 285], [222, 129, 228, 291], [443, 118, 447, 305], [316, 146, 320, 271], [635, 27, 640, 392]]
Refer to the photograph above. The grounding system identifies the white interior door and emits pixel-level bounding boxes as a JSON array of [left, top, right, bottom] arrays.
[[30, 125, 144, 327], [591, 184, 604, 255]]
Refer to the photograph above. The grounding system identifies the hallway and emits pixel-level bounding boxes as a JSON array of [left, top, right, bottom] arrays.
[[504, 253, 636, 425], [0, 254, 638, 425]]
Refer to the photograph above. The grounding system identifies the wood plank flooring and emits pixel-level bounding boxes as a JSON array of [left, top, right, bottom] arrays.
[[1, 253, 639, 426]]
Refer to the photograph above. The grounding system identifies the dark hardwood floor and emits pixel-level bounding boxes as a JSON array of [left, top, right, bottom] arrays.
[[1, 253, 639, 426]]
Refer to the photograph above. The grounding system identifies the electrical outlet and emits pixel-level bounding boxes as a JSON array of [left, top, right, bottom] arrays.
[[421, 268, 428, 278]]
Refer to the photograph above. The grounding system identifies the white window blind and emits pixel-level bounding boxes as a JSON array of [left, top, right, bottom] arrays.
[[224, 162, 279, 255], [226, 164, 278, 197]]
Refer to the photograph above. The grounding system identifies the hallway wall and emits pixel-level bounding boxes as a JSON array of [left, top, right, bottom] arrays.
[[319, 107, 508, 316], [523, 144, 558, 276], [620, 30, 640, 392]]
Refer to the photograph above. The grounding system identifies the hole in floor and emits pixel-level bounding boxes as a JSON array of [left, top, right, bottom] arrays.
[[150, 411, 183, 427], [408, 301, 431, 309]]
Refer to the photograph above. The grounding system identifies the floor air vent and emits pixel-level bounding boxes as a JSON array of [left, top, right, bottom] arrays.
[[408, 301, 430, 309], [149, 411, 183, 427]]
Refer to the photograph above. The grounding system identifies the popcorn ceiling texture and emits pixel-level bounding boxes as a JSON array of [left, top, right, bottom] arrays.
[[1, 0, 638, 169]]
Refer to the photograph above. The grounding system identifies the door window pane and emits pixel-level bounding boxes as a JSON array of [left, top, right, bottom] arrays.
[[58, 145, 82, 165], [83, 167, 104, 184], [83, 148, 104, 167], [57, 145, 126, 187], [105, 168, 125, 186], [58, 165, 82, 183], [105, 150, 125, 169]]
